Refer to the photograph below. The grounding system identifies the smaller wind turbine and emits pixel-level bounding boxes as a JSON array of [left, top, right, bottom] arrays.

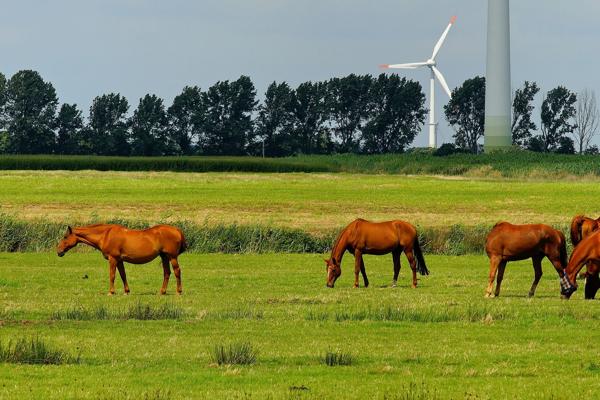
[[380, 16, 456, 148]]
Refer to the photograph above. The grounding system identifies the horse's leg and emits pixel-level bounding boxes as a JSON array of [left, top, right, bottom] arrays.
[[353, 250, 362, 288], [359, 257, 369, 288], [404, 248, 418, 288], [160, 254, 171, 295], [494, 260, 508, 297], [170, 257, 182, 295], [392, 250, 401, 287], [108, 256, 117, 296], [528, 256, 543, 298], [485, 255, 501, 298], [116, 260, 130, 295]]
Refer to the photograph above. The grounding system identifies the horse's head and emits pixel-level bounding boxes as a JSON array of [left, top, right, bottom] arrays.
[[324, 258, 341, 288], [560, 271, 577, 299], [57, 226, 77, 257]]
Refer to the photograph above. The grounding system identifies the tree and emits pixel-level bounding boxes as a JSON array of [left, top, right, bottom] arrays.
[[327, 74, 372, 153], [130, 94, 169, 156], [362, 74, 426, 154], [512, 81, 539, 147], [4, 70, 58, 154], [292, 81, 331, 154], [201, 76, 257, 155], [167, 86, 204, 155], [572, 89, 599, 153], [55, 104, 84, 154], [444, 76, 485, 153], [86, 93, 130, 155], [253, 81, 296, 157], [538, 86, 577, 152]]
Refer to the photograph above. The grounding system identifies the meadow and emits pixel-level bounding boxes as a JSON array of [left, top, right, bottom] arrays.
[[2, 166, 600, 399], [2, 252, 600, 399]]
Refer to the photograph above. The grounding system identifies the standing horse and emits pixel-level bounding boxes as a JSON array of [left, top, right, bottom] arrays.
[[484, 222, 567, 298], [324, 219, 428, 288], [561, 230, 600, 299], [57, 224, 187, 295], [570, 215, 600, 299]]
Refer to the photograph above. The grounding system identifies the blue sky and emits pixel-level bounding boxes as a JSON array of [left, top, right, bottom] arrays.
[[1, 0, 598, 146]]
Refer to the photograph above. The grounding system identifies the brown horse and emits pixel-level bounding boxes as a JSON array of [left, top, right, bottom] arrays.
[[571, 215, 600, 299], [324, 219, 428, 288], [57, 224, 187, 295], [562, 230, 600, 299], [484, 222, 568, 298]]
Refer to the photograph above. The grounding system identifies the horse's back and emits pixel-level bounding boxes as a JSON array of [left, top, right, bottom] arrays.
[[349, 219, 416, 250], [486, 222, 562, 259]]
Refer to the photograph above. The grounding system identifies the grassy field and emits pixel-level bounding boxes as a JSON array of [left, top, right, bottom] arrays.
[[1, 170, 599, 233], [1, 252, 600, 399]]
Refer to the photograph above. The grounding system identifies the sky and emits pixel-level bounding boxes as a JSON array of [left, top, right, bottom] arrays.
[[0, 0, 598, 147]]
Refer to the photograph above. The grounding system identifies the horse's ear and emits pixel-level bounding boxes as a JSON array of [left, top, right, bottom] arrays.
[[67, 226, 72, 234]]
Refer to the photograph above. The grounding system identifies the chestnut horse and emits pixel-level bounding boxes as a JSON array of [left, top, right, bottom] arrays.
[[485, 222, 567, 298], [57, 224, 187, 295], [571, 215, 600, 299], [562, 230, 600, 299], [324, 219, 428, 288]]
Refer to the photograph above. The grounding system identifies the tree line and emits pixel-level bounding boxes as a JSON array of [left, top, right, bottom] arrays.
[[444, 77, 599, 154], [0, 70, 427, 156], [0, 70, 596, 156]]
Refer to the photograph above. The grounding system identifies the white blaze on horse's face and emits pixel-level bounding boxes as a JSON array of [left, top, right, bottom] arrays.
[[325, 259, 341, 288]]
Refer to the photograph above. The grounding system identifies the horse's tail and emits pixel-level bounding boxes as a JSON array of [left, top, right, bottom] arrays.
[[413, 234, 429, 276], [570, 215, 586, 246], [179, 231, 188, 255]]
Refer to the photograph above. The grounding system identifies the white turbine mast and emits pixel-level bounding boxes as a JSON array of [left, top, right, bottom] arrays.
[[380, 16, 456, 149]]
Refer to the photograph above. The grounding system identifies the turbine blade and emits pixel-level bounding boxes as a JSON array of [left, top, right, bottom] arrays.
[[380, 62, 427, 69], [432, 66, 452, 98], [431, 16, 456, 60]]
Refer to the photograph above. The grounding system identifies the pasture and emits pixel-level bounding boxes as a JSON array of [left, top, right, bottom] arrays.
[[2, 170, 600, 232], [2, 252, 600, 399], [2, 168, 600, 399]]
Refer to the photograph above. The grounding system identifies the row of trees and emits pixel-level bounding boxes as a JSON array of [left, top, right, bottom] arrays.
[[445, 77, 599, 154], [0, 70, 428, 156]]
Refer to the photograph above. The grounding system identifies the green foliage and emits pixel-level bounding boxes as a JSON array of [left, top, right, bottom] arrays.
[[4, 70, 58, 154], [167, 86, 204, 155], [86, 93, 130, 155], [444, 76, 486, 153], [55, 103, 84, 155], [211, 342, 257, 366], [0, 337, 80, 365], [321, 350, 354, 366], [537, 86, 578, 152], [293, 81, 332, 154], [130, 94, 170, 156], [512, 81, 540, 147]]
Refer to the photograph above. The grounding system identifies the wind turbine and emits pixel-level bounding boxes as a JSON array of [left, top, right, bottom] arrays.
[[380, 16, 456, 149]]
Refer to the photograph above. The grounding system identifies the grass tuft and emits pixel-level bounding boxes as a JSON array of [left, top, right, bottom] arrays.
[[125, 302, 185, 320], [0, 337, 80, 365], [383, 382, 439, 400], [51, 303, 185, 321], [321, 350, 354, 366], [211, 342, 257, 366]]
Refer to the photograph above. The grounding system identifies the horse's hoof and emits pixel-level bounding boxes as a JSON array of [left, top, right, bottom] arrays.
[[107, 292, 114, 296], [485, 293, 495, 298], [124, 292, 130, 296], [527, 292, 534, 298]]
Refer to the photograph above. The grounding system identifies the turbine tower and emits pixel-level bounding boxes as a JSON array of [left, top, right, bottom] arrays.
[[380, 16, 456, 149], [484, 0, 512, 150]]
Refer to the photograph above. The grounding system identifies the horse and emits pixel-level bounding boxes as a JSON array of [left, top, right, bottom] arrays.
[[57, 224, 187, 295], [484, 222, 568, 298], [324, 219, 429, 289], [561, 229, 600, 299], [570, 215, 600, 299]]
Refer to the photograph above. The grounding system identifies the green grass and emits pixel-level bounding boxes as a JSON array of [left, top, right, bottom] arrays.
[[1, 170, 598, 233], [211, 342, 258, 366], [2, 252, 600, 398], [0, 337, 80, 365]]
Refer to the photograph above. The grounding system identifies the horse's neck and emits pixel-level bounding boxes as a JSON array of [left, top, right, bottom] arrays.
[[75, 226, 111, 250], [331, 230, 349, 265]]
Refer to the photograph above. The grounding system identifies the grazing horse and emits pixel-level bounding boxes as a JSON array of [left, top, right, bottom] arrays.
[[570, 215, 600, 299], [484, 222, 567, 298], [324, 219, 429, 288], [57, 224, 187, 295], [561, 230, 600, 299]]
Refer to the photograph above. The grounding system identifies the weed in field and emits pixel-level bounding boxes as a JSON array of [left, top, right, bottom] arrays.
[[383, 382, 439, 400], [210, 308, 264, 320], [51, 305, 110, 320], [51, 302, 185, 321], [124, 302, 185, 320], [0, 337, 80, 365], [321, 350, 354, 366], [211, 342, 258, 366]]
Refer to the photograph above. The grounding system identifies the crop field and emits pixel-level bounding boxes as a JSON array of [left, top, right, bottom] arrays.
[[2, 167, 600, 399], [2, 252, 600, 399], [2, 170, 600, 232]]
